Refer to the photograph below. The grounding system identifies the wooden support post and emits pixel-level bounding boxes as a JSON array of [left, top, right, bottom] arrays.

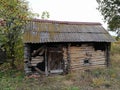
[[106, 43, 111, 67], [24, 44, 32, 75], [45, 48, 48, 76], [67, 43, 71, 73], [48, 52, 51, 74]]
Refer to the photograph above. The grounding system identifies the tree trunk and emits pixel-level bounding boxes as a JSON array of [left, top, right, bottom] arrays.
[[10, 56, 16, 69], [10, 42, 16, 69]]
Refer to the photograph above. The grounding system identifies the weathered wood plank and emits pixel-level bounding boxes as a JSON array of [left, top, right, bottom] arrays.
[[91, 58, 106, 62], [50, 70, 63, 74], [91, 61, 106, 65], [71, 65, 106, 71], [71, 64, 106, 70], [45, 48, 48, 76]]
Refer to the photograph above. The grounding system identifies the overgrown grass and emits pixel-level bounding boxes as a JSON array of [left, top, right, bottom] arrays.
[[0, 41, 120, 90]]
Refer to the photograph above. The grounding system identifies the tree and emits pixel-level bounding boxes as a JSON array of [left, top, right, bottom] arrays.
[[97, 0, 120, 37], [0, 0, 33, 68], [41, 11, 50, 19]]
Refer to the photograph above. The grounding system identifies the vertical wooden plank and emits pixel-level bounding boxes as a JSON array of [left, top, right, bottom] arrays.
[[67, 43, 71, 73], [24, 44, 32, 75], [48, 51, 51, 73], [63, 46, 68, 74], [45, 47, 48, 76], [106, 43, 111, 67]]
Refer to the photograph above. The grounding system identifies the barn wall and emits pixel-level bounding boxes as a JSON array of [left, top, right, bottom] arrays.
[[24, 43, 109, 75], [69, 44, 106, 71]]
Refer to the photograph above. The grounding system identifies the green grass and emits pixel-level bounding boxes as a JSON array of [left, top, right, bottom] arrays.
[[0, 41, 120, 90]]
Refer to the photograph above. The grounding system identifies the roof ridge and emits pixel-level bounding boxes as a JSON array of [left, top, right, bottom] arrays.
[[32, 19, 101, 25]]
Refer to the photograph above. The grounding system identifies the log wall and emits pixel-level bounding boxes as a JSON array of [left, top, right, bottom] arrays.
[[69, 44, 106, 71], [26, 43, 107, 75]]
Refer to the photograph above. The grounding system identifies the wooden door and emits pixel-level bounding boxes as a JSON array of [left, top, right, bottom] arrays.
[[48, 47, 63, 74]]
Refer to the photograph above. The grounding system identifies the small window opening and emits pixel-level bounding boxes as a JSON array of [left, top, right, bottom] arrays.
[[84, 59, 89, 64], [84, 59, 90, 65]]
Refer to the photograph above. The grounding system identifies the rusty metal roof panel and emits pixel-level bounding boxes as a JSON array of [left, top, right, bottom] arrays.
[[23, 19, 115, 43], [24, 32, 114, 43]]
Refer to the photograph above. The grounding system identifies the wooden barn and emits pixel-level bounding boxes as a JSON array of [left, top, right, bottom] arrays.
[[23, 19, 115, 76]]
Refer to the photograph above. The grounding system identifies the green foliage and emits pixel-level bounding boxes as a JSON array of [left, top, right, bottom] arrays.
[[41, 11, 50, 19], [0, 34, 7, 47], [0, 0, 34, 67], [97, 0, 120, 37], [0, 69, 24, 90]]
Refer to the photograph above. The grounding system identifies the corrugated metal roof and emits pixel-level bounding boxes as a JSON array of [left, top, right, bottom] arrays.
[[23, 19, 115, 43]]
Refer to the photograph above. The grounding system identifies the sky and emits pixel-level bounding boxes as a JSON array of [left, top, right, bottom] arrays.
[[26, 0, 115, 35]]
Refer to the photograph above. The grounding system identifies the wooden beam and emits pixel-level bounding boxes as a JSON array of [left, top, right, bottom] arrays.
[[106, 43, 111, 67], [50, 70, 63, 74], [67, 43, 71, 73], [45, 48, 48, 76], [31, 46, 45, 57], [24, 44, 32, 75]]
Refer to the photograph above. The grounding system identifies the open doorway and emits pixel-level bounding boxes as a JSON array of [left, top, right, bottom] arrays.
[[30, 44, 46, 74]]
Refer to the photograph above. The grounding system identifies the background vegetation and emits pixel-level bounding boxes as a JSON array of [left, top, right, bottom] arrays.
[[0, 39, 120, 90], [0, 0, 34, 68], [97, 0, 120, 38]]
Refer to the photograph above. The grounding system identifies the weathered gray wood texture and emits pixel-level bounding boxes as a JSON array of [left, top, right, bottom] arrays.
[[69, 44, 106, 71]]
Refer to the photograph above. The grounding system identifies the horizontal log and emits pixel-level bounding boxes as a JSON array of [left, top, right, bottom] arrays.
[[32, 58, 43, 61], [71, 61, 106, 67], [70, 46, 93, 48], [32, 56, 44, 59], [50, 70, 63, 74], [71, 56, 105, 60], [70, 52, 94, 55], [91, 54, 105, 57], [70, 47, 94, 50], [71, 63, 82, 66], [93, 54, 104, 57], [92, 52, 105, 56], [71, 64, 106, 70], [71, 65, 106, 71], [71, 55, 82, 57], [31, 59, 43, 63], [31, 57, 44, 66], [91, 61, 106, 65], [31, 60, 43, 65], [71, 59, 106, 65], [71, 56, 87, 59], [70, 50, 103, 52], [91, 57, 105, 60], [31, 63, 37, 66], [71, 59, 82, 62], [70, 52, 86, 54], [91, 58, 106, 62], [71, 55, 105, 59], [71, 60, 82, 62]]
